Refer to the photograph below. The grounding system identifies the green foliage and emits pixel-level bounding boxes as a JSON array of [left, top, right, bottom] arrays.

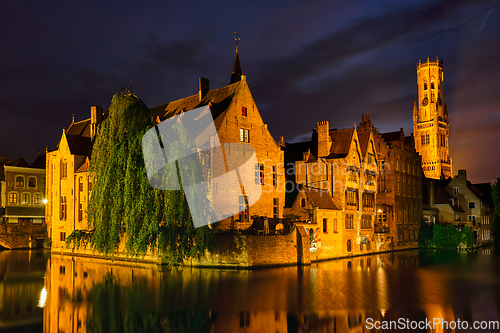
[[67, 91, 215, 263], [417, 220, 433, 248], [85, 273, 217, 333], [418, 223, 472, 249]]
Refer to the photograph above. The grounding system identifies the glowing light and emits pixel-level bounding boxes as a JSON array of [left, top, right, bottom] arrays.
[[38, 286, 47, 308], [43, 198, 48, 204]]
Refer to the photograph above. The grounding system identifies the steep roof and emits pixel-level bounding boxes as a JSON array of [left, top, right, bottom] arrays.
[[284, 141, 312, 162], [303, 185, 339, 210], [66, 134, 92, 156], [31, 154, 46, 168], [66, 119, 91, 138], [230, 48, 243, 84], [4, 158, 30, 167], [472, 182, 493, 206], [357, 131, 371, 156], [327, 128, 355, 158], [150, 81, 242, 129], [381, 131, 401, 143]]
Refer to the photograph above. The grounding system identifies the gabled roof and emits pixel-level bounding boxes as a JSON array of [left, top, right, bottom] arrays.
[[66, 134, 92, 156], [31, 154, 46, 168], [284, 141, 312, 162], [327, 128, 355, 159], [150, 81, 242, 130], [4, 158, 30, 167], [472, 182, 493, 206], [381, 131, 401, 143], [357, 131, 371, 157], [303, 185, 339, 210], [76, 157, 90, 173], [66, 119, 91, 137]]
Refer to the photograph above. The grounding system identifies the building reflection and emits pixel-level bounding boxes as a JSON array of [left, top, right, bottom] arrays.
[[0, 250, 47, 332], [42, 249, 499, 333]]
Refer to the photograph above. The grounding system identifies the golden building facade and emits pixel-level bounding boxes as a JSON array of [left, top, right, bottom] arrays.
[[413, 57, 452, 179]]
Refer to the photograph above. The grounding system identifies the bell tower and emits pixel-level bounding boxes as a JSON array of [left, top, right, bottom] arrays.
[[413, 57, 452, 179]]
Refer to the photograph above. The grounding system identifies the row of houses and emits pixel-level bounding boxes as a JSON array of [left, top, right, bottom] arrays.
[[1, 51, 495, 258]]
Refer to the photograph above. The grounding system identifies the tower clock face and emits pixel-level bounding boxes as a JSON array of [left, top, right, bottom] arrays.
[[422, 98, 429, 106]]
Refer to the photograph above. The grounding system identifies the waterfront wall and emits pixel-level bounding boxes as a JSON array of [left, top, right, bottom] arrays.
[[186, 226, 311, 267], [0, 224, 46, 249], [53, 225, 416, 268]]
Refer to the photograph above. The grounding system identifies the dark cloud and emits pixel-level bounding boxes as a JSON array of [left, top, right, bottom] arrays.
[[0, 0, 498, 182]]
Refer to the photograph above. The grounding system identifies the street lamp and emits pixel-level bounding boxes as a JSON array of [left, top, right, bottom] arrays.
[[43, 198, 48, 204]]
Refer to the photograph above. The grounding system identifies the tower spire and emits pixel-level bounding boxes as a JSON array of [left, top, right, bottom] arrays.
[[230, 30, 243, 84]]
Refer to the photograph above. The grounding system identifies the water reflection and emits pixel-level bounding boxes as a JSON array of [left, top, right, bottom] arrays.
[[2, 247, 499, 332], [0, 250, 48, 332]]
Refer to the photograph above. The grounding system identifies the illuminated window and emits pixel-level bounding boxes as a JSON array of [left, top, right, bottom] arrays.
[[239, 128, 250, 143], [9, 192, 18, 203], [241, 106, 247, 117], [21, 193, 30, 205], [34, 194, 42, 205]]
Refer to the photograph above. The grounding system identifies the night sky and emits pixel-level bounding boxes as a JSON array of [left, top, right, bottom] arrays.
[[1, 0, 499, 184]]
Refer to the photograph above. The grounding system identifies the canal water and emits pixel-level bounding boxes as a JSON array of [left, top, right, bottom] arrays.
[[1, 248, 499, 332]]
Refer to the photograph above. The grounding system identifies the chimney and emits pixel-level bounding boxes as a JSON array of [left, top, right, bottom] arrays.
[[458, 169, 467, 180], [199, 77, 209, 101], [91, 106, 103, 138], [360, 114, 371, 130], [317, 121, 331, 157]]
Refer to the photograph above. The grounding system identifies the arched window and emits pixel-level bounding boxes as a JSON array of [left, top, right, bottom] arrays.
[[15, 176, 25, 188], [28, 176, 37, 188], [21, 193, 30, 205], [367, 240, 371, 251], [9, 192, 18, 203], [323, 218, 328, 233], [34, 194, 43, 205], [347, 239, 352, 252], [423, 77, 427, 90], [301, 198, 306, 207]]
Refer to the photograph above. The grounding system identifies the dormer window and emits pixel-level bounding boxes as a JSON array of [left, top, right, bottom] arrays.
[[241, 106, 247, 117]]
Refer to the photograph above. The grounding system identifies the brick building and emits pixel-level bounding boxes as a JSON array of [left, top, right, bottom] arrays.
[[413, 57, 452, 179], [283, 120, 380, 259], [423, 170, 494, 245], [46, 47, 285, 250], [357, 114, 423, 248], [1, 156, 46, 225]]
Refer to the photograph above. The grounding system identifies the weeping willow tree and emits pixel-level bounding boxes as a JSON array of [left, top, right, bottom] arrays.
[[66, 90, 215, 263]]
